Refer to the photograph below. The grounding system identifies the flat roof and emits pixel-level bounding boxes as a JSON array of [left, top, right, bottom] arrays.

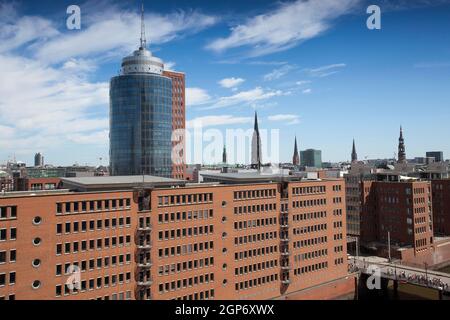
[[200, 172, 339, 184], [61, 175, 185, 191]]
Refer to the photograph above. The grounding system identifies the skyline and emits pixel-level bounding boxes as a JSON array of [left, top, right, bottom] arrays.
[[1, 0, 450, 166]]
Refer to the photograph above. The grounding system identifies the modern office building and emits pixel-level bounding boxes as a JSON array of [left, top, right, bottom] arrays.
[[426, 151, 444, 163], [34, 153, 44, 167], [0, 174, 351, 300], [300, 149, 322, 168], [109, 7, 185, 178]]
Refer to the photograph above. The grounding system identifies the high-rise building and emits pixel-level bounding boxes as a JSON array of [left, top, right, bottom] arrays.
[[292, 137, 300, 166], [426, 151, 444, 163], [110, 5, 184, 178], [397, 126, 407, 164], [300, 149, 322, 168], [34, 153, 44, 167], [251, 112, 262, 169], [0, 174, 352, 300]]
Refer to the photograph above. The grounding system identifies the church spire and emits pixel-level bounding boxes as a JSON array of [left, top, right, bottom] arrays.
[[251, 111, 262, 170], [293, 136, 300, 165], [397, 126, 407, 163], [351, 139, 358, 163], [222, 145, 227, 164], [139, 2, 147, 50]]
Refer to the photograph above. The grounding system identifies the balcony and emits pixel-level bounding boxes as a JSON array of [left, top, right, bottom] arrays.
[[281, 251, 290, 256], [137, 280, 153, 287], [281, 265, 291, 270], [280, 237, 289, 242], [137, 261, 153, 268], [137, 243, 152, 250], [138, 225, 152, 232], [281, 279, 291, 285]]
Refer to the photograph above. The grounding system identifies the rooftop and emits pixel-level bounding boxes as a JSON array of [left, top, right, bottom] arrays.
[[200, 172, 337, 184], [61, 175, 185, 191]]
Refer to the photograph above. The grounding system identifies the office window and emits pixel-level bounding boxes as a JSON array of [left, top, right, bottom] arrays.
[[10, 228, 16, 240], [0, 229, 6, 241], [10, 250, 16, 262], [0, 251, 5, 264]]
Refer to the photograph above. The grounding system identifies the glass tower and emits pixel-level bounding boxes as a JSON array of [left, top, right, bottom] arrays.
[[110, 13, 173, 177]]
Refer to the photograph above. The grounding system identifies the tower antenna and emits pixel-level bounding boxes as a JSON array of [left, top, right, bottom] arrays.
[[140, 2, 147, 49]]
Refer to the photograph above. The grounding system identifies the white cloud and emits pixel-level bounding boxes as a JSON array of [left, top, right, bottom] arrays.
[[186, 87, 211, 106], [263, 64, 296, 81], [206, 87, 285, 110], [268, 114, 300, 125], [218, 77, 245, 88], [34, 9, 217, 64], [206, 0, 359, 56], [306, 63, 346, 77], [186, 115, 252, 128], [165, 61, 176, 70], [296, 80, 311, 86], [302, 88, 312, 94]]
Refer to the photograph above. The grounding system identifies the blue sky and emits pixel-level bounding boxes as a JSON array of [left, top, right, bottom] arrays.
[[0, 0, 450, 166]]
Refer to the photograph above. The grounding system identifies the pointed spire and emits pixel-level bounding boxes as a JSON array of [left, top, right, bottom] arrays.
[[254, 111, 259, 132], [397, 125, 406, 163], [222, 145, 227, 164], [140, 2, 147, 49], [293, 136, 300, 166], [351, 139, 358, 163]]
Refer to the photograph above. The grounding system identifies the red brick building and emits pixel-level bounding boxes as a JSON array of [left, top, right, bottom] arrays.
[[431, 179, 450, 236], [0, 174, 351, 300], [360, 180, 434, 257], [163, 70, 186, 180], [14, 177, 61, 192]]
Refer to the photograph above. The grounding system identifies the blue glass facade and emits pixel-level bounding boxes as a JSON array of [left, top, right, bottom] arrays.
[[110, 74, 173, 177]]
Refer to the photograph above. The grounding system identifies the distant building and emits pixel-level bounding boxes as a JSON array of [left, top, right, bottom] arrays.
[[34, 153, 44, 167], [432, 179, 450, 235], [426, 151, 444, 163], [251, 112, 262, 169], [397, 126, 407, 164], [292, 137, 299, 166], [351, 139, 357, 163], [300, 149, 322, 168]]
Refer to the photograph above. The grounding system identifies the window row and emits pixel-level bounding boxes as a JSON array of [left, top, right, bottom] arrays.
[[55, 272, 132, 296], [57, 198, 131, 214], [292, 211, 327, 222], [0, 249, 16, 264], [292, 186, 326, 195], [234, 259, 278, 276], [0, 272, 16, 286], [292, 198, 326, 209], [235, 274, 278, 291], [294, 249, 328, 262], [234, 203, 277, 215], [158, 241, 214, 258], [158, 225, 214, 241], [294, 261, 328, 275], [234, 217, 277, 231], [56, 254, 132, 275], [293, 223, 327, 235], [158, 193, 213, 207], [233, 189, 276, 200], [158, 273, 214, 293], [172, 289, 215, 301], [0, 206, 17, 220], [56, 235, 132, 255], [234, 231, 277, 246], [293, 236, 327, 249], [158, 257, 214, 276], [158, 209, 213, 223], [234, 245, 278, 261], [56, 217, 131, 234], [0, 228, 16, 241]]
